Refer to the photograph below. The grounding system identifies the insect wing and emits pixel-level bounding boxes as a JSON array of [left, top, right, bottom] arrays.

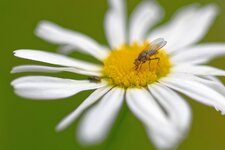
[[141, 43, 150, 53], [150, 38, 167, 51]]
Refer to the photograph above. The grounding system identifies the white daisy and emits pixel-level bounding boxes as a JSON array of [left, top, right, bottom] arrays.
[[11, 0, 225, 149]]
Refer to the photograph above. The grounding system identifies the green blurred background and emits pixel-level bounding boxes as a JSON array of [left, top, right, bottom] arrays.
[[1, 0, 225, 149]]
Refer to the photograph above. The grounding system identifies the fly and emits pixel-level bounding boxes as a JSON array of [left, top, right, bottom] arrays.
[[88, 76, 101, 83], [134, 38, 167, 71]]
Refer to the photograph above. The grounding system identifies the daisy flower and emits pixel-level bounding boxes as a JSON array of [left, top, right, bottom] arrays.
[[11, 0, 225, 149]]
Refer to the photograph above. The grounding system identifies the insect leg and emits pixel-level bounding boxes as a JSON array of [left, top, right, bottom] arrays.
[[149, 57, 160, 68], [148, 60, 152, 70], [140, 63, 144, 70], [149, 57, 160, 63], [135, 62, 143, 73]]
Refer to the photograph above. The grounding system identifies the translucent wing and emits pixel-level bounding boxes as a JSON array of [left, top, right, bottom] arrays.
[[149, 38, 167, 51], [141, 43, 151, 52]]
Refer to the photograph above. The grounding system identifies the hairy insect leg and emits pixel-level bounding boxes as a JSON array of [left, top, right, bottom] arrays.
[[148, 60, 151, 71], [149, 57, 160, 69], [135, 63, 143, 73]]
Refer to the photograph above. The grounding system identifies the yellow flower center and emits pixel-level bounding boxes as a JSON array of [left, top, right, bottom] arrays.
[[102, 41, 171, 88]]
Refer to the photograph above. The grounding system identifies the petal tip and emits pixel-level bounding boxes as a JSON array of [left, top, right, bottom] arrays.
[[10, 68, 16, 74], [204, 4, 219, 15], [55, 124, 64, 132]]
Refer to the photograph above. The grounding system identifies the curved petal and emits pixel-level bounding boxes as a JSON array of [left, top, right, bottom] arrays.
[[148, 4, 218, 52], [193, 77, 225, 114], [172, 65, 225, 76], [171, 43, 225, 65], [129, 0, 163, 43], [126, 88, 182, 149], [126, 88, 168, 123], [203, 76, 224, 86], [145, 128, 180, 150], [149, 84, 191, 131], [77, 87, 124, 145], [11, 76, 106, 100], [105, 0, 126, 48], [171, 4, 218, 52], [14, 50, 102, 71], [11, 65, 101, 76], [160, 74, 225, 114], [57, 45, 79, 55], [56, 86, 112, 131], [36, 21, 109, 60], [148, 4, 199, 50]]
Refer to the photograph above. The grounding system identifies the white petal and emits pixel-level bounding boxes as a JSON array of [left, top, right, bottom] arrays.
[[14, 50, 102, 71], [11, 76, 106, 100], [36, 21, 109, 60], [203, 76, 224, 86], [171, 5, 218, 52], [129, 0, 163, 43], [192, 77, 225, 114], [171, 43, 225, 64], [148, 4, 198, 50], [149, 84, 191, 131], [160, 74, 225, 114], [56, 86, 112, 131], [126, 88, 181, 149], [57, 45, 79, 55], [146, 129, 180, 150], [11, 65, 101, 76], [126, 88, 168, 124], [105, 0, 126, 48], [77, 88, 124, 145], [148, 4, 218, 52], [57, 44, 104, 55], [172, 65, 225, 76]]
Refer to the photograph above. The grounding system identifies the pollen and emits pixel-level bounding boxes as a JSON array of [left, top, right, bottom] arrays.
[[102, 41, 171, 88]]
